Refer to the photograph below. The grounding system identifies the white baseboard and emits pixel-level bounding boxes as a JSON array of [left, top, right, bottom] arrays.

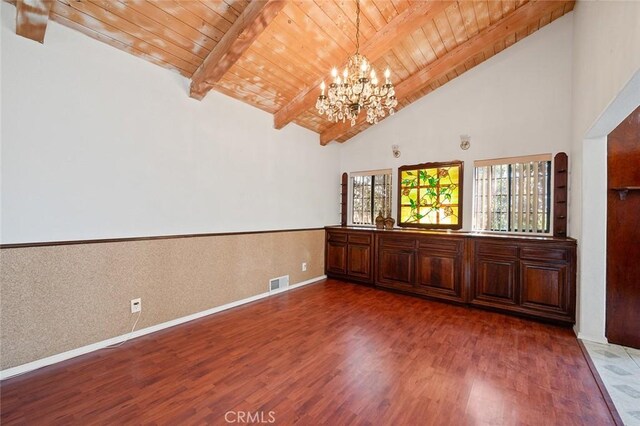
[[577, 332, 609, 345], [0, 275, 326, 380]]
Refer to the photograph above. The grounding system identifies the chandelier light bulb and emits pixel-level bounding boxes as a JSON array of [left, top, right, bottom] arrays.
[[315, 0, 396, 129]]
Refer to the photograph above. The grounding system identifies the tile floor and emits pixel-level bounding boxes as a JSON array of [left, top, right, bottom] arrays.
[[582, 340, 640, 425]]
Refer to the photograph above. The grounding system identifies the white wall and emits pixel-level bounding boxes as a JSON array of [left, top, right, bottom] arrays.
[[0, 2, 340, 244], [0, 3, 4, 244], [570, 0, 640, 343], [576, 136, 608, 342], [339, 14, 574, 231]]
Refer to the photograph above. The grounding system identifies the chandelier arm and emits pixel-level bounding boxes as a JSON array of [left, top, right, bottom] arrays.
[[360, 92, 389, 102]]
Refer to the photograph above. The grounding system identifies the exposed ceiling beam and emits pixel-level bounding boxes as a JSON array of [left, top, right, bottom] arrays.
[[15, 0, 53, 43], [319, 0, 572, 145], [272, 0, 454, 130], [190, 0, 286, 100]]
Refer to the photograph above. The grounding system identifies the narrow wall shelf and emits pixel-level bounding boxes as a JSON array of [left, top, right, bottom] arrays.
[[553, 152, 569, 237], [341, 173, 348, 225], [610, 187, 640, 200]]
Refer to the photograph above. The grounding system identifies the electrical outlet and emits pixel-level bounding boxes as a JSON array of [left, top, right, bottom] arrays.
[[131, 298, 142, 313], [302, 262, 307, 272]]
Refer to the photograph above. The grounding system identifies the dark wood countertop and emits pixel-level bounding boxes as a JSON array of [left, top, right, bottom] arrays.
[[325, 225, 577, 243]]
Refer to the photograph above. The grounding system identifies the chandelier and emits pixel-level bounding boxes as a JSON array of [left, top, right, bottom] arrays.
[[315, 0, 397, 127]]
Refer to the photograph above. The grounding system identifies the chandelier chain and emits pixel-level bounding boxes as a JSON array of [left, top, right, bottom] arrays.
[[355, 0, 360, 53]]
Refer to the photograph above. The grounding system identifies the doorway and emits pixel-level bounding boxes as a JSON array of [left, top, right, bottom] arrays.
[[606, 106, 640, 349]]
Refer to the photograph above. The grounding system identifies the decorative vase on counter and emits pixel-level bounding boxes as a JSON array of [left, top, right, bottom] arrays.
[[384, 216, 395, 230], [375, 211, 385, 229]]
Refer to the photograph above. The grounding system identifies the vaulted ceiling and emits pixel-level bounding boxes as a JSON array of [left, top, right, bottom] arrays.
[[8, 0, 574, 144]]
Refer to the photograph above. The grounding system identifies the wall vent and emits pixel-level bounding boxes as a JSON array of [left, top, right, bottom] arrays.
[[269, 275, 289, 293]]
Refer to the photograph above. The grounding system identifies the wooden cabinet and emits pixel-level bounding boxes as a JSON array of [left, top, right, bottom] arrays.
[[325, 227, 577, 324], [376, 235, 415, 290], [326, 240, 347, 275], [520, 261, 568, 313], [414, 237, 466, 303], [347, 244, 372, 280], [326, 231, 347, 275], [375, 235, 466, 303], [325, 229, 373, 284], [473, 258, 518, 305], [471, 241, 519, 307], [518, 244, 574, 322], [377, 247, 415, 290], [469, 238, 575, 323]]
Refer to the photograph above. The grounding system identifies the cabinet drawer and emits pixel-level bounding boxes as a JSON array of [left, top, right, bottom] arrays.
[[378, 236, 416, 249], [476, 241, 518, 258], [520, 246, 568, 262], [418, 238, 462, 253], [327, 232, 348, 242], [349, 233, 372, 245]]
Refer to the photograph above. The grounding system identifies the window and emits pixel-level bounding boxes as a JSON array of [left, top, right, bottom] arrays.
[[398, 161, 463, 229], [351, 170, 392, 225], [473, 154, 552, 233]]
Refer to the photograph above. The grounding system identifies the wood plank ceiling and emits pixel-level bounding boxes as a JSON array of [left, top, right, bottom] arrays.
[[8, 0, 575, 144]]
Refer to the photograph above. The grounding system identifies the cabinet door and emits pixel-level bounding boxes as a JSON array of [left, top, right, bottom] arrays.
[[377, 248, 414, 290], [348, 244, 372, 282], [473, 257, 519, 306], [326, 241, 347, 275], [520, 260, 569, 316], [415, 250, 464, 302]]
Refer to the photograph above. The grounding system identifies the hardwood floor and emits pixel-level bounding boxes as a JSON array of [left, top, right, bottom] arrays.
[[1, 279, 614, 425]]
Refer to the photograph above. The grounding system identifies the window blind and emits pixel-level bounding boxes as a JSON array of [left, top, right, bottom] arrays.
[[473, 155, 552, 233]]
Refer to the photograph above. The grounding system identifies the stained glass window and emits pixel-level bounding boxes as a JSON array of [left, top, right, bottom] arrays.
[[398, 161, 463, 229]]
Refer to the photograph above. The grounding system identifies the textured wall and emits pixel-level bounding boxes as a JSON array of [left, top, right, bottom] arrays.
[[0, 230, 325, 370]]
